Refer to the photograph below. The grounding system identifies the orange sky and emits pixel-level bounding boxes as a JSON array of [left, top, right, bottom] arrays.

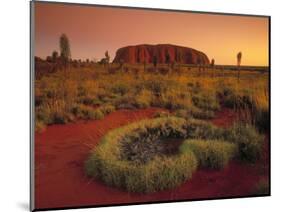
[[34, 2, 269, 66]]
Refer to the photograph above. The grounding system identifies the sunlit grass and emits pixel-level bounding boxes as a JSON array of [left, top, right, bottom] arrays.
[[35, 64, 269, 131]]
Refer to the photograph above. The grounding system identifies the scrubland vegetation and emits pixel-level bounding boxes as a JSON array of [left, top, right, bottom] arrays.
[[35, 62, 269, 134]]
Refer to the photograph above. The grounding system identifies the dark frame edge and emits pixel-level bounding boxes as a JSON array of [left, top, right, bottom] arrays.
[[33, 194, 271, 212], [268, 15, 271, 197], [30, 0, 35, 211]]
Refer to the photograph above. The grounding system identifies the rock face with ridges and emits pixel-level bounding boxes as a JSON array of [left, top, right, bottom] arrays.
[[113, 44, 209, 64]]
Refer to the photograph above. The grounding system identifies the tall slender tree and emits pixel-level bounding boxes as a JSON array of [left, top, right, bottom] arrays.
[[210, 58, 215, 77], [237, 51, 242, 82], [59, 33, 71, 68]]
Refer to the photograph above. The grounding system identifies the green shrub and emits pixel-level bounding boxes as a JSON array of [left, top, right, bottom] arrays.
[[222, 92, 256, 110], [80, 97, 102, 106], [99, 104, 115, 115], [175, 108, 215, 120], [71, 104, 104, 120], [192, 93, 220, 111], [225, 123, 263, 162], [35, 102, 75, 125], [36, 106, 51, 124], [174, 109, 188, 118], [111, 83, 129, 95], [89, 109, 104, 120], [144, 79, 168, 95], [191, 109, 215, 119], [180, 139, 238, 169], [184, 119, 225, 140], [134, 89, 153, 108], [51, 112, 71, 124], [255, 108, 269, 132], [114, 95, 136, 110]]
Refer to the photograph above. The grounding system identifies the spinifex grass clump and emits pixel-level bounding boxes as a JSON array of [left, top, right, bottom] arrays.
[[85, 117, 263, 193], [85, 117, 199, 193], [180, 140, 238, 169], [225, 123, 264, 162]]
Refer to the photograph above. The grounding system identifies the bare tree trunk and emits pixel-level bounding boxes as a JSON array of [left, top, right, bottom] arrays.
[[237, 65, 240, 82]]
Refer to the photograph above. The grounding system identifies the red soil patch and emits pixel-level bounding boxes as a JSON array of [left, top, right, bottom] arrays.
[[35, 108, 269, 210]]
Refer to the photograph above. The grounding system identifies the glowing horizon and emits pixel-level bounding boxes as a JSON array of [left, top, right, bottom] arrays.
[[34, 2, 269, 66]]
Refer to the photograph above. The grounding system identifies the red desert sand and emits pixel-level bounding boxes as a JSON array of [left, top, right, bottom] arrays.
[[35, 108, 269, 209]]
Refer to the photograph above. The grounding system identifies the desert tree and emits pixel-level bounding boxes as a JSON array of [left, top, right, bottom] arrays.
[[59, 33, 71, 107], [211, 58, 215, 67], [237, 51, 242, 81], [52, 50, 59, 62], [210, 58, 215, 77], [105, 51, 110, 64], [103, 50, 110, 71], [59, 33, 71, 68]]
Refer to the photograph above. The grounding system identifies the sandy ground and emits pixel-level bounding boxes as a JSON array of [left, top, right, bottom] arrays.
[[35, 108, 269, 210]]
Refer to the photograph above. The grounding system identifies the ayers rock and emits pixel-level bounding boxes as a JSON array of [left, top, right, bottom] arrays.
[[113, 44, 209, 64]]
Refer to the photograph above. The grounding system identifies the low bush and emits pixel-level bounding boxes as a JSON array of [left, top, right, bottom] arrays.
[[222, 91, 256, 110], [191, 109, 215, 119], [79, 97, 102, 106], [255, 107, 269, 132], [99, 104, 116, 115], [175, 108, 215, 120], [134, 89, 153, 108], [180, 139, 238, 169], [90, 109, 105, 120], [51, 111, 73, 124], [225, 123, 264, 162], [114, 95, 137, 110], [71, 104, 104, 120], [192, 93, 220, 111], [35, 102, 74, 126], [111, 82, 130, 96]]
